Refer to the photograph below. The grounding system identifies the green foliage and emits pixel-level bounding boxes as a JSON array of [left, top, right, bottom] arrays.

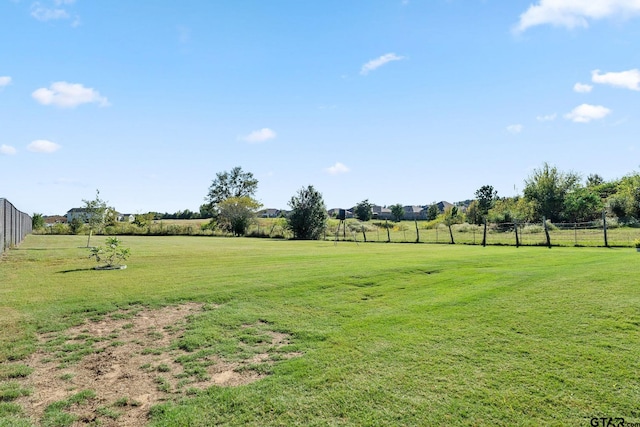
[[32, 213, 45, 230], [562, 188, 603, 222], [68, 217, 84, 235], [287, 185, 327, 240], [465, 200, 481, 225], [204, 167, 258, 217], [82, 189, 108, 247], [488, 197, 535, 223], [354, 199, 373, 221], [523, 163, 581, 222], [474, 185, 497, 218], [426, 203, 439, 221], [217, 197, 262, 236], [389, 204, 404, 222], [133, 212, 155, 228], [89, 237, 131, 268]]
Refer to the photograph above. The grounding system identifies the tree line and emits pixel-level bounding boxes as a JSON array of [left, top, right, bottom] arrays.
[[32, 163, 640, 241]]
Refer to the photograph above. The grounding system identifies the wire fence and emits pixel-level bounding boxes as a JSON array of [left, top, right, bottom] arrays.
[[1, 198, 32, 254], [326, 219, 639, 247]]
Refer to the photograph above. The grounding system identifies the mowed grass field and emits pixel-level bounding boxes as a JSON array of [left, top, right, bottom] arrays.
[[1, 235, 639, 426]]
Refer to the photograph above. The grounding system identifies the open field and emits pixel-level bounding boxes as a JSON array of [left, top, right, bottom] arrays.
[[1, 235, 639, 426]]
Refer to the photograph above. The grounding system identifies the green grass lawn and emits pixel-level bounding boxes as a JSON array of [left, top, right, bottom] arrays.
[[1, 235, 639, 426]]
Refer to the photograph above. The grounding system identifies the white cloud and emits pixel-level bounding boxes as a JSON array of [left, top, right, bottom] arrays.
[[32, 82, 109, 108], [360, 53, 405, 75], [27, 139, 61, 153], [507, 124, 523, 134], [0, 144, 17, 155], [592, 69, 640, 91], [241, 128, 277, 143], [536, 113, 557, 122], [564, 104, 611, 123], [0, 76, 11, 87], [326, 162, 350, 175], [574, 82, 593, 93], [31, 2, 69, 21], [514, 0, 640, 32]]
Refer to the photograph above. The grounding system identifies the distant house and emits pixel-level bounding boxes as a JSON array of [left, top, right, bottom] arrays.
[[403, 205, 427, 220], [43, 215, 67, 226], [328, 208, 353, 219], [258, 208, 282, 218], [119, 214, 135, 223], [436, 201, 453, 213], [371, 205, 392, 220], [66, 207, 122, 223]]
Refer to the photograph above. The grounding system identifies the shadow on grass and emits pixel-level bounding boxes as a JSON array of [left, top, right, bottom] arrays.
[[57, 268, 95, 274]]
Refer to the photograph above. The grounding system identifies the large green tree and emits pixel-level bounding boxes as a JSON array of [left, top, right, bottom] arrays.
[[474, 185, 497, 219], [523, 163, 580, 222], [390, 204, 404, 222], [204, 166, 258, 217], [287, 185, 327, 240], [354, 199, 373, 221], [217, 196, 261, 236]]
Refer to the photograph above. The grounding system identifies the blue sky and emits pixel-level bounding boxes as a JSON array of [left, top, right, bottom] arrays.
[[1, 0, 639, 215]]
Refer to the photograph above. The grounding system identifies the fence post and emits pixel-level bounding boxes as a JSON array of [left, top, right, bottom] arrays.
[[514, 220, 520, 247], [482, 218, 487, 247], [602, 210, 608, 248], [385, 219, 390, 243], [543, 216, 551, 248], [414, 216, 420, 243]]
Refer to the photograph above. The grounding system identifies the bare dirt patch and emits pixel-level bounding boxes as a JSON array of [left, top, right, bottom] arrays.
[[15, 303, 299, 426]]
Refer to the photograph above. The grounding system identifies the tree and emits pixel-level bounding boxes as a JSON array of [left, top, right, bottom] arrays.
[[204, 166, 258, 217], [475, 185, 497, 219], [442, 206, 461, 244], [89, 237, 130, 269], [523, 163, 580, 222], [426, 203, 439, 221], [390, 204, 404, 222], [82, 189, 108, 247], [465, 200, 481, 225], [562, 188, 602, 222], [217, 196, 261, 236], [287, 185, 327, 240], [586, 174, 604, 187], [354, 199, 373, 221], [32, 213, 45, 230]]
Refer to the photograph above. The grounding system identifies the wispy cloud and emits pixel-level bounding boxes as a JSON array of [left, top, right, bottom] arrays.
[[0, 144, 17, 155], [536, 113, 557, 122], [565, 104, 611, 123], [574, 82, 593, 93], [360, 53, 405, 75], [31, 0, 79, 26], [27, 139, 61, 153], [514, 0, 640, 32], [507, 124, 523, 134], [241, 128, 277, 143], [32, 82, 109, 108], [0, 76, 11, 87], [325, 162, 350, 175], [592, 69, 640, 91]]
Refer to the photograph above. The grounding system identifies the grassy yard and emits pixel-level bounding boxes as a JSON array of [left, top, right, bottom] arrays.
[[1, 235, 639, 426]]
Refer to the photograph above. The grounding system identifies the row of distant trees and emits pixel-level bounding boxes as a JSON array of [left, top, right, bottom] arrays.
[[33, 163, 640, 241], [470, 163, 639, 225], [197, 163, 640, 240]]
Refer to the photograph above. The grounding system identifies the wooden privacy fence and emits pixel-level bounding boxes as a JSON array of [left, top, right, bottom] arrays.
[[0, 198, 32, 254]]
